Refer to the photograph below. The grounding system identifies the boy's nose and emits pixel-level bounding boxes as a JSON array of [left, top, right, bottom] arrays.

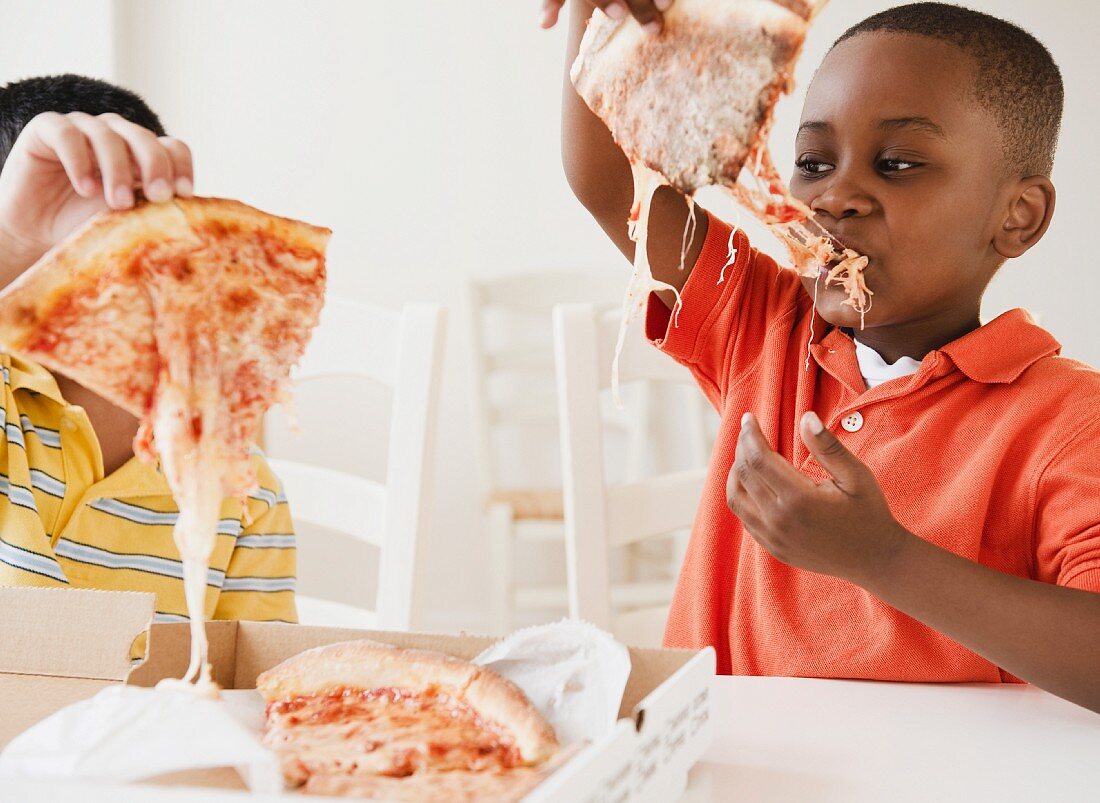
[[809, 178, 874, 221]]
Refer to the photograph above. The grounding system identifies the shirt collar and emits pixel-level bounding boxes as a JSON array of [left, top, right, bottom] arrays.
[[1, 351, 66, 402], [810, 308, 1060, 393], [90, 454, 173, 498], [1, 352, 173, 497], [939, 309, 1060, 384]]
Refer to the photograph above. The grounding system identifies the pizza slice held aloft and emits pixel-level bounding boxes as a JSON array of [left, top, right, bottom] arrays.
[[0, 197, 329, 690], [256, 640, 560, 801], [571, 0, 818, 195], [0, 197, 329, 493], [571, 0, 871, 345]]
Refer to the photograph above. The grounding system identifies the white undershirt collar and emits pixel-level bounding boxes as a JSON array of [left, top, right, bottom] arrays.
[[854, 339, 922, 389]]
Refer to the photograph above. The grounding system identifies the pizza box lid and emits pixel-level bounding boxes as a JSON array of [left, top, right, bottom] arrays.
[[0, 585, 713, 797]]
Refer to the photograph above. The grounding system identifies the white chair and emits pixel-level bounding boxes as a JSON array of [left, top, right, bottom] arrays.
[[263, 299, 446, 631], [554, 303, 709, 647], [467, 271, 650, 634]]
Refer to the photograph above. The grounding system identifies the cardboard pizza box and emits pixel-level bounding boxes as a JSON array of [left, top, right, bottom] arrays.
[[0, 586, 715, 802]]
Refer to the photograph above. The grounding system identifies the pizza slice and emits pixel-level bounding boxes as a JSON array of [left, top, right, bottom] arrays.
[[571, 0, 818, 195], [571, 0, 870, 353], [256, 640, 560, 801], [0, 198, 329, 690]]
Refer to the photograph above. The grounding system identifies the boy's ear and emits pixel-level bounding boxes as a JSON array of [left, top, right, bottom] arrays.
[[994, 176, 1056, 259]]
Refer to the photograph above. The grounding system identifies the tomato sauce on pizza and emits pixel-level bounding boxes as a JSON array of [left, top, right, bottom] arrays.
[[256, 640, 560, 801]]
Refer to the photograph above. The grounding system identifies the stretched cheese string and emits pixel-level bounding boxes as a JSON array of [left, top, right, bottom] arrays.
[[149, 336, 222, 699], [718, 211, 741, 285], [678, 198, 697, 274], [807, 271, 821, 371], [135, 268, 236, 699], [613, 160, 683, 407]]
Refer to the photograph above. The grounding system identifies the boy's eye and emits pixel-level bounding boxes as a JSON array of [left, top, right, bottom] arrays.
[[878, 158, 921, 173], [795, 157, 833, 176]]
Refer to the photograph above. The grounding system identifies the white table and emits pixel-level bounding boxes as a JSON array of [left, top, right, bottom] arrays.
[[681, 677, 1100, 802], [5, 678, 1099, 802]]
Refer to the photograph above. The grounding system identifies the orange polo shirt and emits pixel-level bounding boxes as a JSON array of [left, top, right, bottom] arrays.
[[648, 211, 1100, 680]]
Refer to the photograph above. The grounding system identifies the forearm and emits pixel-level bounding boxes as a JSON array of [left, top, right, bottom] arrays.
[[561, 1, 705, 302], [561, 1, 634, 253], [859, 531, 1100, 712], [0, 224, 42, 291]]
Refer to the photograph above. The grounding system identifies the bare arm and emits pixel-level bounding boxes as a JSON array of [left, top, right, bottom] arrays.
[[557, 0, 708, 307], [862, 530, 1100, 713]]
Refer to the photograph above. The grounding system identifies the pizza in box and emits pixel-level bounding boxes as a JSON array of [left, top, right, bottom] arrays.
[[256, 640, 565, 801]]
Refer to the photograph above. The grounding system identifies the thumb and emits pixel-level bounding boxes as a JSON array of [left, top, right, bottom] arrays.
[[800, 411, 866, 491]]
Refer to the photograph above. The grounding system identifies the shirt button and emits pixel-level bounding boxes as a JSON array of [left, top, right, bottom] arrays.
[[841, 411, 864, 432]]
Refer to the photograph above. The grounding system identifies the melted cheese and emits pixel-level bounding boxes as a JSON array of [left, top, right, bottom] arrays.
[[612, 161, 685, 405], [264, 688, 522, 785], [136, 210, 326, 697], [723, 135, 871, 320]]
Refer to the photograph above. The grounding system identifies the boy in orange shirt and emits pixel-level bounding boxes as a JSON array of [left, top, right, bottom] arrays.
[[544, 1, 1100, 712]]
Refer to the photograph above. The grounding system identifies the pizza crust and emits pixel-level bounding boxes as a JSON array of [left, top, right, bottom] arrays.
[[256, 640, 479, 701], [256, 640, 558, 765], [172, 196, 331, 265]]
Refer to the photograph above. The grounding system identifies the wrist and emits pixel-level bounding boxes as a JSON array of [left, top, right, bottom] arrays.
[[846, 522, 918, 591], [0, 224, 47, 288]]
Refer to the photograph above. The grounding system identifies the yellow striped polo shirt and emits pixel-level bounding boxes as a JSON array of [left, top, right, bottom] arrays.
[[0, 351, 298, 627]]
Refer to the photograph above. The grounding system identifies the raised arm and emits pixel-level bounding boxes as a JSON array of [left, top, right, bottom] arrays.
[[553, 0, 708, 307]]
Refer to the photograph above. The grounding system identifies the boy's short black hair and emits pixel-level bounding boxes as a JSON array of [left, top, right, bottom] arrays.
[[0, 74, 166, 174], [834, 2, 1063, 177]]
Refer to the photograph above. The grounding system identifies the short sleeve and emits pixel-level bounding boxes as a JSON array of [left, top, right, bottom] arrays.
[[1033, 419, 1100, 592], [645, 210, 803, 403]]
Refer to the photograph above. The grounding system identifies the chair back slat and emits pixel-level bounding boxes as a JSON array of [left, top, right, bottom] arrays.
[[265, 300, 446, 631]]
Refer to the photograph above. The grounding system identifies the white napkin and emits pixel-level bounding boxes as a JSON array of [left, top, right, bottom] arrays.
[[0, 685, 281, 792], [474, 619, 632, 747]]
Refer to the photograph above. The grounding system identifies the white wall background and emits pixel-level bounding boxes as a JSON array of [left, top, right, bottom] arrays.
[[1, 0, 1095, 631]]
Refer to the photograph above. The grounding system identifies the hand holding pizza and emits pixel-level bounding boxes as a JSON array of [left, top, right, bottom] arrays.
[[0, 111, 194, 274], [540, 0, 673, 32], [727, 412, 913, 585]]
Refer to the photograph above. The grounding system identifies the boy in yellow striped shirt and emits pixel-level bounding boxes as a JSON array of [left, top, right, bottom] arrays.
[[0, 75, 297, 627]]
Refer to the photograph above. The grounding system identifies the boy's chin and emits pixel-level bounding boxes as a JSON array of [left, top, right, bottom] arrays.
[[817, 301, 871, 329], [800, 277, 874, 330]]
